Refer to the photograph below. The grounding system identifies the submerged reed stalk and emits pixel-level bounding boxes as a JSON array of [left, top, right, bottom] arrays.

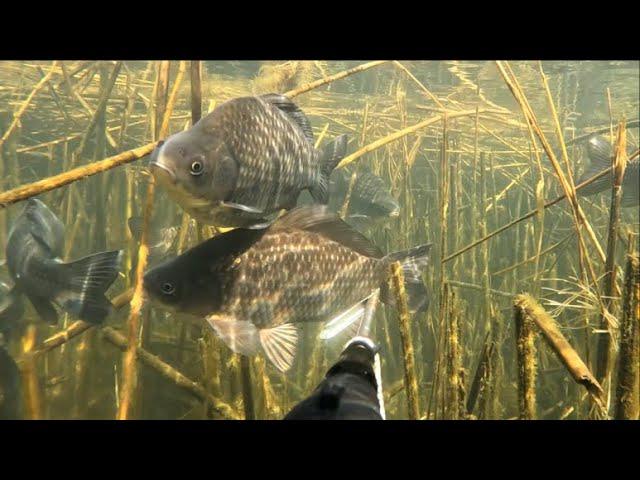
[[284, 60, 388, 98], [614, 253, 639, 420], [446, 289, 462, 419], [118, 61, 186, 420], [514, 300, 537, 419], [0, 61, 58, 149], [338, 109, 483, 169], [20, 325, 42, 419], [595, 121, 628, 390], [514, 294, 604, 409], [0, 142, 156, 207], [390, 262, 420, 420], [102, 327, 238, 420], [466, 332, 494, 417], [239, 356, 255, 420], [443, 163, 621, 265]]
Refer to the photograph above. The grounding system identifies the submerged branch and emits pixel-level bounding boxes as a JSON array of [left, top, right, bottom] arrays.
[[0, 142, 156, 207]]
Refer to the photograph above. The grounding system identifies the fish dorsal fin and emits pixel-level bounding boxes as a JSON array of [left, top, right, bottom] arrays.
[[259, 93, 314, 144], [24, 199, 65, 257], [270, 205, 384, 258], [586, 135, 613, 170], [259, 323, 298, 373], [180, 227, 267, 268]]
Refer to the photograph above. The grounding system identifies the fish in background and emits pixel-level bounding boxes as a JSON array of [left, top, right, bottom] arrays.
[[127, 215, 199, 259], [150, 93, 348, 228], [0, 346, 22, 420], [5, 199, 122, 325], [329, 168, 400, 227], [284, 337, 384, 420], [576, 135, 638, 207], [0, 280, 24, 343], [143, 205, 431, 373]]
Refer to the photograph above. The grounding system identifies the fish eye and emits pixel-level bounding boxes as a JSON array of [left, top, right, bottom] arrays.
[[190, 160, 204, 176], [161, 282, 175, 295]]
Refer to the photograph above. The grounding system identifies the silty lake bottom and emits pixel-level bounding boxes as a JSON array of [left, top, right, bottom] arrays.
[[0, 60, 638, 420]]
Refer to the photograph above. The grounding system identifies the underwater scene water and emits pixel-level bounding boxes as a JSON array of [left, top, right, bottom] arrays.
[[0, 60, 638, 420]]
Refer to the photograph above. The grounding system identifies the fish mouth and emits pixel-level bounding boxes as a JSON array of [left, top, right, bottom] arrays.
[[389, 208, 400, 218], [149, 161, 176, 184]]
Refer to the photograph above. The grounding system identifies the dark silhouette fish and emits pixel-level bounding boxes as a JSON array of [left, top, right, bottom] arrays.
[[330, 168, 400, 220], [0, 346, 22, 420], [576, 135, 638, 207], [144, 205, 431, 372], [0, 281, 24, 343], [5, 199, 122, 325], [284, 337, 384, 420], [150, 93, 348, 227]]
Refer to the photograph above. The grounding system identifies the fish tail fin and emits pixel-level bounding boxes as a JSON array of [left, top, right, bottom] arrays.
[[54, 250, 123, 324], [380, 244, 432, 313], [310, 134, 349, 204]]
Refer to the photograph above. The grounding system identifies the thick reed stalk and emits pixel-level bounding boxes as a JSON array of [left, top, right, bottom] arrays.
[[102, 327, 238, 420], [446, 289, 462, 419], [466, 332, 494, 416], [75, 61, 122, 156], [284, 61, 389, 98], [614, 253, 639, 420], [0, 61, 58, 149], [118, 61, 186, 420], [390, 262, 420, 419], [20, 325, 42, 419], [514, 301, 537, 419], [595, 121, 627, 390], [514, 294, 604, 408], [0, 142, 156, 207], [239, 356, 255, 420], [190, 61, 202, 125]]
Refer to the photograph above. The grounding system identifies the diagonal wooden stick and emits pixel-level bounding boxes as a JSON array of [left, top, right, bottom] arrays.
[[0, 142, 156, 208]]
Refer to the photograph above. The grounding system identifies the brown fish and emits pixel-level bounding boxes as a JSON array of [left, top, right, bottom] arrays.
[[149, 93, 348, 227], [143, 205, 431, 372]]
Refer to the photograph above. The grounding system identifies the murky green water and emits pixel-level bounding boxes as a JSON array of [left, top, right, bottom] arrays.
[[0, 60, 638, 420]]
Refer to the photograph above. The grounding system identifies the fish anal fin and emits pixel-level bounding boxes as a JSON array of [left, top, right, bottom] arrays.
[[206, 315, 261, 356], [259, 323, 298, 373], [319, 300, 368, 341]]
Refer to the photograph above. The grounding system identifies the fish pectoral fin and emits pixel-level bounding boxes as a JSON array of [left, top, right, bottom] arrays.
[[259, 323, 298, 373], [26, 293, 59, 325], [319, 299, 369, 341], [220, 201, 264, 215], [206, 315, 261, 356]]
